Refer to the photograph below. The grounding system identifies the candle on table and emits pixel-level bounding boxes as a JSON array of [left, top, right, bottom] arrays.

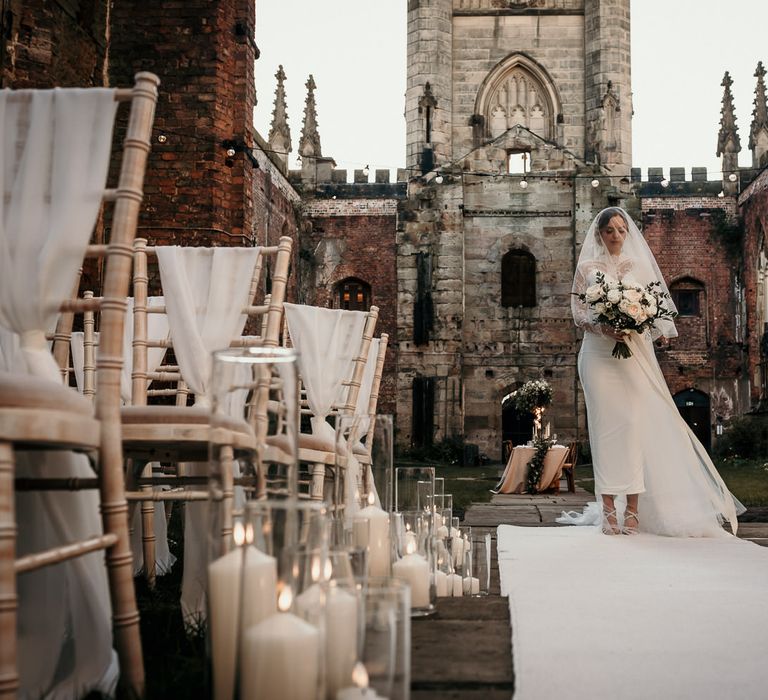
[[208, 535, 277, 700], [356, 492, 391, 577], [434, 569, 449, 597], [448, 573, 463, 597], [336, 663, 388, 700], [462, 576, 480, 595], [296, 582, 359, 699], [451, 533, 465, 569], [241, 607, 320, 700], [392, 542, 430, 608]]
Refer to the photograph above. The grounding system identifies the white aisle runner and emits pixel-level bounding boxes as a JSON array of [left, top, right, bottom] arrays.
[[497, 525, 768, 700]]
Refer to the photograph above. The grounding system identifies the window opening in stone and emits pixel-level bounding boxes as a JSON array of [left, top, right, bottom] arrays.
[[670, 277, 704, 317], [336, 277, 371, 311], [506, 151, 529, 175], [501, 250, 536, 308]]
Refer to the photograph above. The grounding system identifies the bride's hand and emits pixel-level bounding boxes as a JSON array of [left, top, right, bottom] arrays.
[[602, 326, 627, 342]]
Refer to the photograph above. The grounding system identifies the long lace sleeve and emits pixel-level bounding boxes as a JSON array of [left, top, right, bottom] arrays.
[[571, 262, 606, 337]]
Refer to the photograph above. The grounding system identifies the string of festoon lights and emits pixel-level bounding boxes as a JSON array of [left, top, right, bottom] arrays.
[[152, 125, 749, 196]]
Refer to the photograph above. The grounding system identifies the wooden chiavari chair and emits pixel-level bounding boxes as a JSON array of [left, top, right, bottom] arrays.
[[283, 304, 379, 515], [122, 236, 292, 590], [0, 72, 158, 699]]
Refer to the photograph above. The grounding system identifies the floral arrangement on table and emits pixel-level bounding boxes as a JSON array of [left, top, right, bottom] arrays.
[[525, 435, 555, 494], [574, 271, 677, 359], [512, 379, 553, 414]]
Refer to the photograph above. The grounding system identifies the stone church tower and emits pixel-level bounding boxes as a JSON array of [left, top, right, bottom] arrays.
[[398, 0, 634, 458]]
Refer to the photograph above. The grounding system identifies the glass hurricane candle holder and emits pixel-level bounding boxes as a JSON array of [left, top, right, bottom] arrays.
[[208, 347, 300, 563], [227, 500, 329, 700], [464, 532, 491, 597], [394, 466, 435, 514], [359, 577, 411, 700], [335, 414, 394, 518], [392, 511, 436, 617]]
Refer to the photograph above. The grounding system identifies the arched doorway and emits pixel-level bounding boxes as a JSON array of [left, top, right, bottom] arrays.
[[501, 394, 533, 460], [673, 388, 711, 452]]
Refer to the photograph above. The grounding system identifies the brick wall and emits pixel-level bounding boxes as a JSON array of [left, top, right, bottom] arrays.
[[1, 0, 108, 88], [740, 167, 768, 403], [641, 200, 744, 399], [302, 206, 398, 415], [108, 0, 258, 247]]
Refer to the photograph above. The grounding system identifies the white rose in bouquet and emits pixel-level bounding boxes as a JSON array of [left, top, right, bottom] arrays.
[[606, 287, 622, 304], [585, 284, 602, 303], [619, 299, 645, 320], [622, 287, 643, 303]]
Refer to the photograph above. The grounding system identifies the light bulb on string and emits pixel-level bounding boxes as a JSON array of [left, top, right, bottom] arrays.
[[435, 175, 444, 184], [590, 179, 600, 188], [728, 173, 738, 182], [660, 179, 670, 188], [519, 179, 528, 189], [157, 134, 167, 144], [226, 147, 236, 158]]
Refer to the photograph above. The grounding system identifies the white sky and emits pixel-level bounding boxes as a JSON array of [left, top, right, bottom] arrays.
[[253, 0, 768, 181]]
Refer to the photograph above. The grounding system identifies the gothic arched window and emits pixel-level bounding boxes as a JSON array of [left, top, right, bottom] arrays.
[[670, 277, 704, 316], [336, 277, 371, 311], [475, 54, 561, 143], [501, 250, 536, 308]]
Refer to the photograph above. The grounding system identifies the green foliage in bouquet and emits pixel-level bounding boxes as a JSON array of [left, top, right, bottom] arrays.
[[513, 379, 553, 414]]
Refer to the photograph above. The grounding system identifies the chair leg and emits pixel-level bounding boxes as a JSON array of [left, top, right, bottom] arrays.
[[310, 464, 325, 501], [220, 445, 235, 553], [0, 442, 19, 699], [140, 463, 156, 589], [566, 468, 575, 493], [99, 444, 145, 699]]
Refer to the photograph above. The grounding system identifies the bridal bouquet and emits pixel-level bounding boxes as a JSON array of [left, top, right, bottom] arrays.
[[575, 271, 677, 359]]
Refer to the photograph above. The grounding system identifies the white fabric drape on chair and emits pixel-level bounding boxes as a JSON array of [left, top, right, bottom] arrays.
[[156, 246, 261, 623], [284, 303, 368, 518], [71, 296, 176, 576], [0, 88, 119, 699]]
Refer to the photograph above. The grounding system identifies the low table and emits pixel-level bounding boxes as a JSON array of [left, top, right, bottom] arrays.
[[492, 444, 569, 494]]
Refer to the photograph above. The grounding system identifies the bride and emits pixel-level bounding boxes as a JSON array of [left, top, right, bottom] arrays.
[[562, 206, 744, 537]]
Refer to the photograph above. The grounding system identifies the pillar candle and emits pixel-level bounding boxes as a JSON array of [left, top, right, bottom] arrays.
[[326, 587, 359, 699], [434, 569, 449, 597], [241, 611, 320, 700], [448, 573, 463, 597], [451, 535, 465, 568], [355, 504, 390, 577], [208, 546, 277, 700], [392, 552, 430, 607], [297, 584, 359, 700], [462, 576, 480, 595]]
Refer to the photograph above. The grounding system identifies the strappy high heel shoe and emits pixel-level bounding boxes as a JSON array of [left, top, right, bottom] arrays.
[[622, 509, 639, 535], [601, 507, 620, 535]]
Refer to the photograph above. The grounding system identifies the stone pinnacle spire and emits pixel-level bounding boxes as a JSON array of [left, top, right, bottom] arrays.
[[717, 72, 741, 193], [717, 72, 741, 158], [299, 74, 322, 159], [268, 65, 292, 168], [749, 62, 768, 168]]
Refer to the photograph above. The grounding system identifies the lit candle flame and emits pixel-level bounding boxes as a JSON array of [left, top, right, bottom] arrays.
[[351, 662, 369, 689], [324, 558, 333, 581], [311, 555, 322, 582], [367, 491, 375, 506], [406, 540, 416, 555], [233, 521, 245, 547], [244, 522, 254, 545], [277, 584, 293, 612]]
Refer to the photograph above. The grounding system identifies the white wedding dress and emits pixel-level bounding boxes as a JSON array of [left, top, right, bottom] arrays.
[[564, 243, 743, 537]]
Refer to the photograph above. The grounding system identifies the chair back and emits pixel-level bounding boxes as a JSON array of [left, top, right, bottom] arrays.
[[129, 236, 293, 407]]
